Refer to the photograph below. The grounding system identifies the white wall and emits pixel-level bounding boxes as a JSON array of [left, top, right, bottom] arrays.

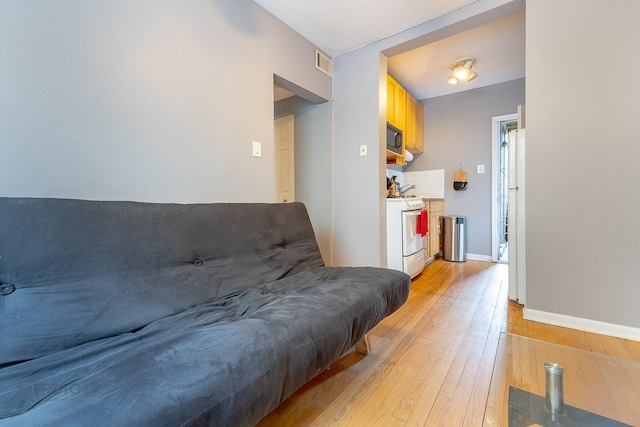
[[0, 0, 330, 203], [526, 0, 640, 329]]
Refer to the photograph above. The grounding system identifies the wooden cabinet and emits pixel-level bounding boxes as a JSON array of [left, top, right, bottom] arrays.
[[386, 151, 406, 166], [405, 92, 424, 153], [386, 75, 423, 167], [428, 200, 445, 258], [386, 75, 406, 129], [423, 235, 430, 262]]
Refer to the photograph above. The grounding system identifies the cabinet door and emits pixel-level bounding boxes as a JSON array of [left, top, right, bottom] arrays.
[[429, 211, 438, 257], [386, 77, 396, 125], [405, 92, 424, 153], [423, 235, 429, 263], [405, 93, 416, 151], [394, 83, 406, 130], [428, 201, 445, 257], [386, 75, 406, 130], [429, 200, 444, 212], [414, 99, 424, 152]]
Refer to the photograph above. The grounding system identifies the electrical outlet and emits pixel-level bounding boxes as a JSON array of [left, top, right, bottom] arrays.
[[477, 164, 485, 174], [252, 141, 262, 158], [360, 145, 367, 156]]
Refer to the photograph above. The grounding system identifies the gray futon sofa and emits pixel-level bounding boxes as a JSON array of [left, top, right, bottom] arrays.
[[0, 198, 410, 426]]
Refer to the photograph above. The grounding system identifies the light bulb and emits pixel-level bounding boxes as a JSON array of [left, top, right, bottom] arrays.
[[448, 76, 458, 85], [454, 66, 469, 80]]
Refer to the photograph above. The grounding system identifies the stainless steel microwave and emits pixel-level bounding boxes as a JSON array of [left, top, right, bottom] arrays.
[[387, 123, 403, 154]]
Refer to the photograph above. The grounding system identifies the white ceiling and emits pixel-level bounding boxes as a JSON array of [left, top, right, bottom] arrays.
[[388, 10, 525, 99], [258, 1, 525, 100], [254, 0, 476, 58], [274, 84, 295, 102]]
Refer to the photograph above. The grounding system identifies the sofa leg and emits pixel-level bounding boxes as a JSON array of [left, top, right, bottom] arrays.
[[355, 335, 370, 355]]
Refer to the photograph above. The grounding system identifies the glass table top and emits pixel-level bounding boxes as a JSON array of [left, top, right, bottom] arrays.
[[483, 333, 640, 426]]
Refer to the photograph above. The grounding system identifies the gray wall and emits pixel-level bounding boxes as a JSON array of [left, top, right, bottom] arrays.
[[406, 79, 525, 257], [0, 0, 330, 203], [526, 0, 640, 328], [331, 0, 522, 268], [274, 97, 332, 263], [332, 50, 388, 267]]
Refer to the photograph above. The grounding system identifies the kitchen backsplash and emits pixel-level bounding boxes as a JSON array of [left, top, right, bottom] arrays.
[[387, 169, 445, 199]]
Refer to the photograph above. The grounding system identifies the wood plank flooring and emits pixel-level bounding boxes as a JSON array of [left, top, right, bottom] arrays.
[[257, 259, 640, 426]]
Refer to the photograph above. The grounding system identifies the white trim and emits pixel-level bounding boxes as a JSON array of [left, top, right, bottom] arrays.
[[465, 253, 492, 262], [524, 308, 640, 342]]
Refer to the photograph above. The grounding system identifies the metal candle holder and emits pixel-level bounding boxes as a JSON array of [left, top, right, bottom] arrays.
[[544, 361, 565, 418]]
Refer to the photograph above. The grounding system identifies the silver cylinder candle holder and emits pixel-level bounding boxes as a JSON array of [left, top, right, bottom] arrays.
[[544, 361, 565, 417]]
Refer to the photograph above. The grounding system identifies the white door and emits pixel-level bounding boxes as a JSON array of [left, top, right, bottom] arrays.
[[508, 129, 526, 304], [275, 114, 294, 203], [402, 210, 424, 256]]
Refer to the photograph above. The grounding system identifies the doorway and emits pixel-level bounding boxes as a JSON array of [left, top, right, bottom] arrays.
[[491, 114, 518, 263], [275, 114, 295, 203]]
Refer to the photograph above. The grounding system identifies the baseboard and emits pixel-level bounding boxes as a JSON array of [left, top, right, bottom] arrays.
[[465, 253, 492, 262], [524, 308, 640, 342]]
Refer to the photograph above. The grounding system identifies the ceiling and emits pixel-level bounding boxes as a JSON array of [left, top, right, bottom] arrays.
[[388, 10, 525, 99], [274, 84, 295, 102], [258, 0, 525, 100], [254, 0, 476, 58]]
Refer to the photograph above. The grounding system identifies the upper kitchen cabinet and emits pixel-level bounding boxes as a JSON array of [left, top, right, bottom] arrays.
[[386, 74, 424, 165], [386, 75, 406, 130], [405, 92, 424, 153]]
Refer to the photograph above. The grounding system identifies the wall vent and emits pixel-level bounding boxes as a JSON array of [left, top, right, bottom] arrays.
[[315, 49, 333, 77]]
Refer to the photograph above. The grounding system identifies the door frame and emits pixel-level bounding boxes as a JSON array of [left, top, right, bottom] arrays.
[[491, 113, 517, 262]]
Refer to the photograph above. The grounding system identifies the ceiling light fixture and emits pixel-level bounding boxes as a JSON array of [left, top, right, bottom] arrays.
[[447, 57, 477, 85]]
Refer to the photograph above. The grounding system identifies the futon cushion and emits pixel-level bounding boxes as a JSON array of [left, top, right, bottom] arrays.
[[0, 266, 409, 426], [0, 198, 324, 365]]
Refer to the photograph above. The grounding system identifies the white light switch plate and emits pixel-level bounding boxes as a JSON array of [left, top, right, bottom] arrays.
[[252, 141, 262, 158], [477, 164, 485, 174], [360, 145, 367, 156]]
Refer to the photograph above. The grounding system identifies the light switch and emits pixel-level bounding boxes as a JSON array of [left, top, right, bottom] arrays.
[[252, 141, 262, 158], [477, 164, 485, 174], [360, 145, 367, 156]]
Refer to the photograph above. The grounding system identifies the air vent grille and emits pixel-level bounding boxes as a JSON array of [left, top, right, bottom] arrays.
[[315, 49, 333, 77]]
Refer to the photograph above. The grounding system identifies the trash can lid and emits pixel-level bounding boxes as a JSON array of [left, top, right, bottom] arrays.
[[443, 215, 465, 223]]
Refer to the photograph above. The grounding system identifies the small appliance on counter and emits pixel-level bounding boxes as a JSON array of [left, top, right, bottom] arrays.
[[387, 176, 400, 198]]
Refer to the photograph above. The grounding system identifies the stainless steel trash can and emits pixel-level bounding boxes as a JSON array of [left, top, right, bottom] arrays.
[[443, 216, 466, 262]]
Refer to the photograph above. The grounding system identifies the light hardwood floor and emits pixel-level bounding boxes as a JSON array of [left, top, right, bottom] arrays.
[[258, 259, 640, 426]]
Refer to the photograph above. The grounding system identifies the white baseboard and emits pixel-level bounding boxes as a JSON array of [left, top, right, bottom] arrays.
[[465, 253, 492, 262], [524, 308, 640, 342]]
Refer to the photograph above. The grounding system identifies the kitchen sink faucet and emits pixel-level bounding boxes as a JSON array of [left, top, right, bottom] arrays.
[[399, 184, 416, 197]]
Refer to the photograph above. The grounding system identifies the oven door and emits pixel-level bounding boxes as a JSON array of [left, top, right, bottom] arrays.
[[402, 210, 425, 256], [404, 249, 425, 279]]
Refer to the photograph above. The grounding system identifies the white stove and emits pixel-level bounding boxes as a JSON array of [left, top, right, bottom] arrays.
[[386, 197, 426, 278]]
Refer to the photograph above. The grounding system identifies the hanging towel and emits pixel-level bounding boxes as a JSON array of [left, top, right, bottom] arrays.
[[421, 209, 429, 236], [422, 209, 429, 236], [416, 212, 422, 236]]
